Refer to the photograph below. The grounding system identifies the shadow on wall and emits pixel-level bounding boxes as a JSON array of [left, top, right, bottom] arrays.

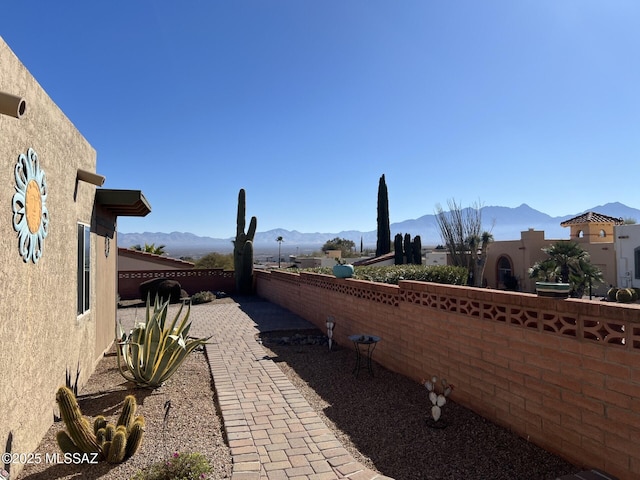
[[3, 431, 12, 479]]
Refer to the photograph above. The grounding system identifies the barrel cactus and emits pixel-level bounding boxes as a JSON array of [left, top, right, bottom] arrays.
[[616, 288, 634, 303], [607, 287, 618, 301], [55, 386, 145, 463]]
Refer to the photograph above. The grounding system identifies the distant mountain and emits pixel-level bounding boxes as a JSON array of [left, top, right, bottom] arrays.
[[118, 202, 640, 253]]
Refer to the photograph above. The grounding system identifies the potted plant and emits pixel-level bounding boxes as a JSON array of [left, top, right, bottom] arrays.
[[332, 258, 354, 278], [535, 281, 571, 298]]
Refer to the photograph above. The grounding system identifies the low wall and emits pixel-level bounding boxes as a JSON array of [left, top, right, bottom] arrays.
[[118, 269, 235, 300], [256, 269, 640, 480]]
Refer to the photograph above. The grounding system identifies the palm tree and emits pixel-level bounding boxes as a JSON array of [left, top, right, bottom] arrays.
[[131, 243, 166, 255], [529, 241, 603, 297], [276, 236, 284, 268]]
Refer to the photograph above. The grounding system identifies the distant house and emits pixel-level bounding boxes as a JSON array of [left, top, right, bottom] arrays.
[[614, 223, 640, 289], [1, 36, 150, 477], [117, 247, 236, 300], [485, 212, 623, 294], [118, 247, 195, 271]]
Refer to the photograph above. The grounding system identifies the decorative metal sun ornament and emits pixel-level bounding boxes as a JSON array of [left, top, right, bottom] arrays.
[[12, 148, 49, 263]]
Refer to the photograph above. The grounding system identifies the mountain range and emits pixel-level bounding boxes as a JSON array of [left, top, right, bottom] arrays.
[[118, 202, 639, 254]]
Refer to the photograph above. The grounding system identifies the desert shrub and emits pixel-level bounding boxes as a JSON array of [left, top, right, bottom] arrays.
[[616, 288, 633, 303], [607, 287, 619, 301], [191, 291, 216, 304], [132, 451, 212, 480], [303, 265, 468, 286]]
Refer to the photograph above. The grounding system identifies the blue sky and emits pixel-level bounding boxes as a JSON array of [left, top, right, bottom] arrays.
[[2, 1, 639, 238]]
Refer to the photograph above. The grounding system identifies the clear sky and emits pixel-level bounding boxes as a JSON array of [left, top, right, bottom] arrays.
[[2, 1, 639, 238]]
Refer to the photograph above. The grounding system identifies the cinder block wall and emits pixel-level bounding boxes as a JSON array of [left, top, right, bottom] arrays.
[[256, 269, 640, 480], [118, 269, 235, 300]]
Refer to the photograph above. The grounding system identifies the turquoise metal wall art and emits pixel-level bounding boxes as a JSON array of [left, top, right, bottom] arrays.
[[12, 148, 49, 263]]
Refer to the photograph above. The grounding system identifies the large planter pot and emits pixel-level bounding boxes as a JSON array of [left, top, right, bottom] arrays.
[[535, 282, 571, 298], [332, 264, 354, 279]]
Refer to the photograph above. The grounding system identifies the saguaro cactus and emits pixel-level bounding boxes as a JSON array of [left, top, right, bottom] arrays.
[[234, 189, 257, 295]]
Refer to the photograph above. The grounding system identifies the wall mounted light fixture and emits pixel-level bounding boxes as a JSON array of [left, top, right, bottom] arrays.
[[0, 91, 26, 118], [77, 168, 106, 186]]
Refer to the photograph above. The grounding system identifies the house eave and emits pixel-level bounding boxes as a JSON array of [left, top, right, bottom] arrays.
[[96, 189, 151, 217]]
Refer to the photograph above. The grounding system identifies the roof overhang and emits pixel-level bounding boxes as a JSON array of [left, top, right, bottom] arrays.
[[96, 189, 151, 217]]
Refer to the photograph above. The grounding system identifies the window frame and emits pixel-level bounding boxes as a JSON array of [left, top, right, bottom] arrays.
[[77, 223, 91, 316]]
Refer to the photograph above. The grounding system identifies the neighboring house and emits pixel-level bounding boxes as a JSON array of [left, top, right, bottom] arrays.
[[0, 37, 150, 477], [485, 212, 622, 295], [352, 252, 395, 267], [118, 247, 195, 271], [117, 247, 235, 300], [614, 223, 640, 289]]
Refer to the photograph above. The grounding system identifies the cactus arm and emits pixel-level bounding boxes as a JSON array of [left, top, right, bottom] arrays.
[[93, 416, 107, 434], [55, 387, 101, 454], [125, 418, 145, 459], [247, 216, 257, 241], [236, 189, 246, 236], [116, 396, 136, 430]]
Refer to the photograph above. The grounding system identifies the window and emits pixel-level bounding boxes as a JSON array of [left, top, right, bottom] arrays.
[[599, 229, 606, 238], [77, 223, 90, 315], [635, 247, 640, 280]]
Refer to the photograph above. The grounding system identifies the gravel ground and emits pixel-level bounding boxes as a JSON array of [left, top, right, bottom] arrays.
[[17, 318, 581, 480], [16, 346, 232, 480], [259, 329, 582, 480]]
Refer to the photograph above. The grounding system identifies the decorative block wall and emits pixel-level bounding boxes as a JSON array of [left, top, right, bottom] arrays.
[[256, 270, 640, 480]]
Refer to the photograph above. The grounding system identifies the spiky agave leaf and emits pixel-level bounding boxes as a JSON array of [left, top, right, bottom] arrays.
[[116, 295, 210, 387]]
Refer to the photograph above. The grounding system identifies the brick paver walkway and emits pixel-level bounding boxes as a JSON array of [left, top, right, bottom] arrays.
[[119, 298, 392, 480]]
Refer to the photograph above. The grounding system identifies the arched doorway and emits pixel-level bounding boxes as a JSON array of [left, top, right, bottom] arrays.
[[497, 255, 516, 290]]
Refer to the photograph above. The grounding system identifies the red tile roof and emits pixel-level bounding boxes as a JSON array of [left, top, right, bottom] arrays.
[[560, 211, 624, 227]]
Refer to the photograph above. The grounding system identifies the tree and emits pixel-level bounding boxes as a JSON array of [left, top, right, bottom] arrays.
[[528, 241, 603, 297], [322, 237, 355, 257], [376, 174, 391, 256], [276, 236, 284, 268], [194, 252, 234, 270], [131, 243, 166, 255], [435, 199, 493, 287]]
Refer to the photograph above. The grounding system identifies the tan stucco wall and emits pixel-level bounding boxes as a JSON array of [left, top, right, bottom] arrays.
[[0, 36, 108, 476], [567, 221, 616, 244], [486, 228, 616, 295], [485, 229, 552, 292]]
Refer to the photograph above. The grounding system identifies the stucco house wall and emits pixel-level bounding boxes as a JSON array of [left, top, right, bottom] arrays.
[[0, 37, 150, 477], [485, 229, 551, 292], [486, 225, 618, 296], [614, 224, 640, 289]]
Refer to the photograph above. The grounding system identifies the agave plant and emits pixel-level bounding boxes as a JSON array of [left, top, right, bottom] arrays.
[[117, 295, 211, 387]]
